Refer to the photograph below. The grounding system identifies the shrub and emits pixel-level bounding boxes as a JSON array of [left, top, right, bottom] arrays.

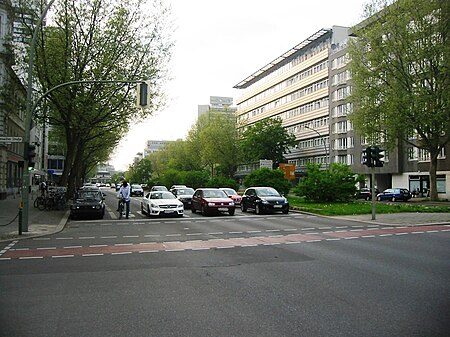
[[294, 163, 357, 202], [243, 168, 291, 195], [206, 177, 239, 191]]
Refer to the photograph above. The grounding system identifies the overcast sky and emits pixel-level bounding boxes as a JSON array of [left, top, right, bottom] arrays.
[[110, 0, 368, 171]]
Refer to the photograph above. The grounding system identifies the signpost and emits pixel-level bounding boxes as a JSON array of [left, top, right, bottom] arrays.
[[0, 137, 23, 143]]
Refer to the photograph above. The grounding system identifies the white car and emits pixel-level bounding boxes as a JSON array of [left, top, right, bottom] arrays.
[[130, 184, 144, 197], [141, 191, 184, 217]]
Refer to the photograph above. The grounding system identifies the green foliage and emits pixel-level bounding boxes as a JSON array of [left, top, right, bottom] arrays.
[[127, 158, 152, 185], [294, 163, 357, 202], [206, 177, 240, 191], [21, 0, 173, 197], [180, 171, 210, 189], [240, 118, 297, 165], [348, 0, 450, 200], [243, 168, 291, 196], [159, 169, 209, 189]]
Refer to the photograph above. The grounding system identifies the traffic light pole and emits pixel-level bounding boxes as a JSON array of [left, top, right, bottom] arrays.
[[21, 0, 57, 233], [371, 169, 376, 220]]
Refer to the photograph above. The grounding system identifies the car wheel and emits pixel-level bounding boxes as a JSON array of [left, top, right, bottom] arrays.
[[191, 205, 196, 213], [366, 196, 370, 201], [241, 203, 247, 212], [391, 196, 396, 202], [377, 196, 382, 201], [282, 208, 289, 214], [141, 203, 145, 214], [255, 204, 262, 215], [147, 206, 151, 217], [229, 209, 235, 216], [201, 205, 208, 216]]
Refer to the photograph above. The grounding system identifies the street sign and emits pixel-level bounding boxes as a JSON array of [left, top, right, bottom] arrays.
[[259, 159, 273, 169], [0, 136, 23, 143]]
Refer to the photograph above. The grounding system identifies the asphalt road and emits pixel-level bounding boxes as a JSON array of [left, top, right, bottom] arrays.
[[0, 189, 449, 337]]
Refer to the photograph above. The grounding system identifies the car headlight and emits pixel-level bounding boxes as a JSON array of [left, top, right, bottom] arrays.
[[261, 199, 269, 204], [95, 205, 101, 210], [230, 201, 235, 206], [208, 202, 215, 206], [150, 203, 157, 208]]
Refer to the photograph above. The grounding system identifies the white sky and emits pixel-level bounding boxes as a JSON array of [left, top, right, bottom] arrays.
[[110, 0, 368, 171]]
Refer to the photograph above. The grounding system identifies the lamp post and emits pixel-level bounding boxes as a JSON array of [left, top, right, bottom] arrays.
[[305, 125, 329, 169], [20, 0, 57, 233]]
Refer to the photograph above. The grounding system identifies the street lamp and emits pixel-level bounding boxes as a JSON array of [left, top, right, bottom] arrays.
[[21, 0, 58, 233], [304, 125, 329, 169]]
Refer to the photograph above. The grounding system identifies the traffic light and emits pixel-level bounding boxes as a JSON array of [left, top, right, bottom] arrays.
[[137, 81, 148, 107], [373, 146, 384, 167], [26, 143, 36, 169], [362, 147, 373, 167]]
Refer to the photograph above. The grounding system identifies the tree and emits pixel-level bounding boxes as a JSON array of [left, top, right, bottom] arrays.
[[348, 0, 450, 200], [240, 118, 297, 167], [243, 168, 291, 196], [15, 0, 173, 198], [294, 163, 358, 202], [127, 158, 152, 185]]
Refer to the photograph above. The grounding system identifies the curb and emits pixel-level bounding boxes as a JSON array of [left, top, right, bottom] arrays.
[[0, 210, 70, 243]]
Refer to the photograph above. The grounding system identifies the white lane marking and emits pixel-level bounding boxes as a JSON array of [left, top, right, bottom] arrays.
[[56, 237, 73, 240], [362, 235, 375, 238], [186, 233, 203, 236], [191, 247, 210, 251], [82, 254, 104, 257], [79, 236, 95, 239], [247, 230, 261, 233], [63, 246, 82, 249], [53, 255, 74, 258], [112, 252, 132, 255], [229, 231, 243, 234], [115, 243, 133, 246], [166, 234, 181, 237], [124, 235, 139, 238], [19, 256, 43, 260], [208, 232, 223, 235], [101, 236, 117, 239], [33, 238, 50, 240], [89, 244, 108, 248], [139, 250, 159, 253]]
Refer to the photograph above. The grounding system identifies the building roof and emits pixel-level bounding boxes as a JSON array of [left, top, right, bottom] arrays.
[[233, 28, 331, 89]]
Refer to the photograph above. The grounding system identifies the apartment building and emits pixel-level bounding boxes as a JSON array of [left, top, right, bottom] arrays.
[[234, 26, 450, 199], [234, 27, 347, 176]]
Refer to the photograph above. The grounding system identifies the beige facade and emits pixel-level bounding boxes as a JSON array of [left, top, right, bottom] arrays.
[[235, 28, 350, 174]]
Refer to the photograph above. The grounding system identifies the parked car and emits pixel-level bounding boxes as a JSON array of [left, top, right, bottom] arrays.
[[355, 187, 379, 200], [151, 185, 169, 192], [130, 184, 144, 197], [241, 187, 289, 215], [70, 189, 105, 219], [219, 188, 242, 205], [171, 187, 195, 209], [170, 185, 187, 193], [376, 188, 412, 201], [191, 188, 235, 216], [140, 191, 184, 217]]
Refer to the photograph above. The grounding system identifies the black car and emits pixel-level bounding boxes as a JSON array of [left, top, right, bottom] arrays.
[[171, 187, 195, 209], [355, 187, 379, 200], [70, 189, 105, 219], [241, 187, 289, 215]]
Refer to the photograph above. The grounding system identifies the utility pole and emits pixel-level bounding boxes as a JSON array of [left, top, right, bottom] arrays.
[[21, 0, 58, 233]]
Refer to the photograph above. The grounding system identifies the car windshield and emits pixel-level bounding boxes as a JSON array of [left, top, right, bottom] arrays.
[[132, 185, 142, 189], [177, 188, 194, 195], [77, 191, 102, 201], [150, 192, 176, 199], [256, 187, 280, 197], [222, 188, 237, 196], [203, 190, 227, 198]]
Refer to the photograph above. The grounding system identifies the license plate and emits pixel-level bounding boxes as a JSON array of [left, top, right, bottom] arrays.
[[274, 205, 282, 208], [165, 210, 175, 213], [218, 208, 228, 211]]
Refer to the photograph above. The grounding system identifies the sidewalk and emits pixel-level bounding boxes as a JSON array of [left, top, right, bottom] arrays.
[[0, 193, 70, 242]]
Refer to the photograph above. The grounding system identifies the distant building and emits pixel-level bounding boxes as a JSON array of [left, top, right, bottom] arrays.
[[143, 140, 175, 157], [198, 96, 236, 120]]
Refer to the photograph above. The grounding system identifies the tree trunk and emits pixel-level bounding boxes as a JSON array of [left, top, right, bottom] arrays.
[[428, 153, 439, 201]]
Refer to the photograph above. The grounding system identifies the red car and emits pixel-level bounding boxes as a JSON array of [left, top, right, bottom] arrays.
[[191, 188, 235, 216], [219, 188, 242, 205]]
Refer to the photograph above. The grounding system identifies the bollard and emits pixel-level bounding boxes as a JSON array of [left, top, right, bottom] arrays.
[[19, 202, 23, 235]]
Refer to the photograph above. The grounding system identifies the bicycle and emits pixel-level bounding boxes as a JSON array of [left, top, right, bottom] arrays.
[[34, 195, 46, 211], [118, 198, 125, 219]]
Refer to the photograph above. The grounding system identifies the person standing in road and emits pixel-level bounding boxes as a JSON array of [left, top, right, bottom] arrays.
[[118, 180, 131, 219]]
